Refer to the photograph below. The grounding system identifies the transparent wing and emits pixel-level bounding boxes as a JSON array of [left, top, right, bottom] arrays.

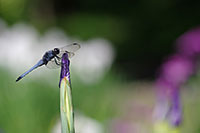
[[57, 42, 80, 58], [59, 42, 81, 53], [46, 57, 61, 69]]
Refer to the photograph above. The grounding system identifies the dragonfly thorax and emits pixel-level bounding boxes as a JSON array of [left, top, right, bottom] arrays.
[[42, 51, 55, 64]]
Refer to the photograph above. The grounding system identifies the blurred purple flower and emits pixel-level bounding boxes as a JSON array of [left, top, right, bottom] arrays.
[[156, 54, 194, 96], [176, 27, 200, 58], [155, 54, 193, 126], [110, 120, 134, 133], [154, 27, 200, 127]]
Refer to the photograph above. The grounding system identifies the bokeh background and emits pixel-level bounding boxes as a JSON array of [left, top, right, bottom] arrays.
[[1, 0, 200, 133]]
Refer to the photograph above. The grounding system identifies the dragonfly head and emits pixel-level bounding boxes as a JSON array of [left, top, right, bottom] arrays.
[[53, 48, 60, 55]]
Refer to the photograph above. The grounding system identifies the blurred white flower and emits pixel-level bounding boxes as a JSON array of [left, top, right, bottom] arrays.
[[52, 112, 103, 133], [39, 28, 71, 51], [0, 23, 39, 70], [72, 39, 115, 84]]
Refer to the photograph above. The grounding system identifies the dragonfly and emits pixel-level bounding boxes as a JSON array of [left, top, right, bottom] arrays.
[[16, 42, 80, 82]]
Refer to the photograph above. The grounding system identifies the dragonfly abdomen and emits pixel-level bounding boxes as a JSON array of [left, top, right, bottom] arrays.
[[16, 60, 45, 82]]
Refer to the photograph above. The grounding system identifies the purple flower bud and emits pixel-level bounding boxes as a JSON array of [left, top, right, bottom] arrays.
[[59, 53, 70, 87]]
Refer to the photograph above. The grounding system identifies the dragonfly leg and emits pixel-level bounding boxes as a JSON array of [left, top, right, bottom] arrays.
[[55, 55, 61, 59], [55, 58, 61, 65]]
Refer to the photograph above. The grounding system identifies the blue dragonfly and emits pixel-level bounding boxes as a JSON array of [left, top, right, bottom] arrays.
[[16, 42, 80, 82]]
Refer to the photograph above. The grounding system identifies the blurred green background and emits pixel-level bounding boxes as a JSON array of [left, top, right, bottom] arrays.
[[1, 0, 200, 133]]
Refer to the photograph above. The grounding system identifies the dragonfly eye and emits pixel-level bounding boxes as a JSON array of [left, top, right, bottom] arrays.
[[73, 42, 78, 45], [53, 48, 60, 54]]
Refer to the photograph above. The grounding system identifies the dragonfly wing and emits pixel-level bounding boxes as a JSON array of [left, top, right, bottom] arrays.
[[59, 42, 81, 53], [46, 57, 61, 69], [57, 43, 80, 58]]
